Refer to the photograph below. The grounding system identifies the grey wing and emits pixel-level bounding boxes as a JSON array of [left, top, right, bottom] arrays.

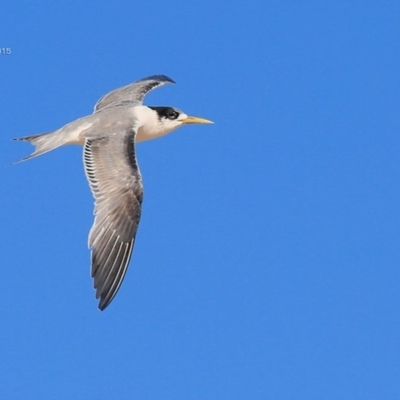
[[94, 75, 175, 113], [83, 129, 143, 310]]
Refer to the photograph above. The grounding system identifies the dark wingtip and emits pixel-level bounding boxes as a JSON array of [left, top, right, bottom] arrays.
[[140, 74, 176, 85], [95, 284, 112, 311], [98, 296, 110, 311], [159, 74, 176, 84]]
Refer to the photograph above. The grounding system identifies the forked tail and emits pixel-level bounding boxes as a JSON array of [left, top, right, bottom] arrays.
[[14, 130, 64, 163]]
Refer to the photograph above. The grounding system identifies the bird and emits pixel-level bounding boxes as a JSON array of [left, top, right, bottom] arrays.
[[15, 75, 213, 310]]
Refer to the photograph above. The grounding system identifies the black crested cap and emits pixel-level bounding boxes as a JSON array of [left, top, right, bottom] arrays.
[[149, 106, 180, 120]]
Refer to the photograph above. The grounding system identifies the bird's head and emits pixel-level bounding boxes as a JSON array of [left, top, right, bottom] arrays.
[[135, 106, 213, 142], [150, 106, 213, 133]]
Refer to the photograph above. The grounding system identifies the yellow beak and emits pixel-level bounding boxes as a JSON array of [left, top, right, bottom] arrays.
[[180, 116, 214, 125]]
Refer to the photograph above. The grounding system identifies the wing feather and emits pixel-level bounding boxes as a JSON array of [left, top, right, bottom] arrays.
[[83, 130, 143, 310], [94, 75, 175, 113]]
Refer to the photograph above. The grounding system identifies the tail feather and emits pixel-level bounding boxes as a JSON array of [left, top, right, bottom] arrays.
[[14, 130, 63, 163]]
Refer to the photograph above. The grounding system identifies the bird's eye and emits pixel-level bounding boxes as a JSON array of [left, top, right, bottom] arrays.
[[167, 110, 178, 120]]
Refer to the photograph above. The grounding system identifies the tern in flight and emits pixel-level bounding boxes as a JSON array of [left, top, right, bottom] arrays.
[[15, 75, 213, 310]]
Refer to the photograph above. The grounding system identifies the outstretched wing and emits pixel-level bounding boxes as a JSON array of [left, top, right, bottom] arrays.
[[83, 129, 143, 310], [94, 75, 175, 113]]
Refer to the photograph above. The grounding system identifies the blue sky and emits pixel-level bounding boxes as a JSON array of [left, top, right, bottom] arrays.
[[1, 1, 400, 399]]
